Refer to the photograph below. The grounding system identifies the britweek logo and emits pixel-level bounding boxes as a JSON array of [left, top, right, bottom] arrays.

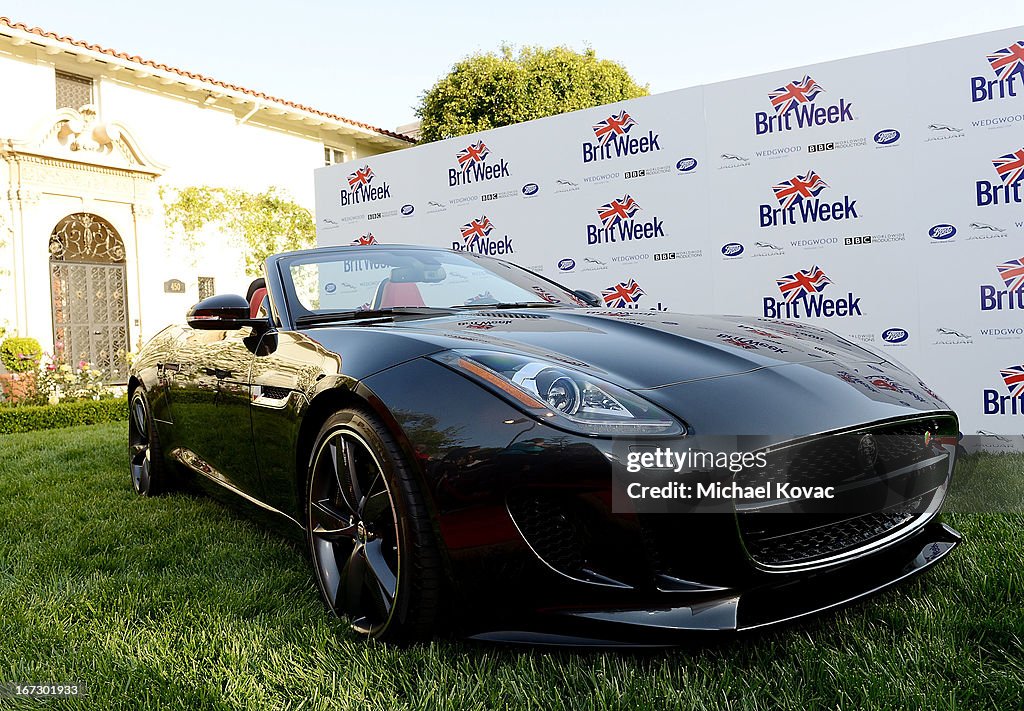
[[983, 365, 1024, 415], [582, 111, 661, 163], [340, 166, 392, 206], [976, 147, 1024, 206], [586, 195, 665, 245], [980, 256, 1024, 310], [448, 141, 510, 187], [762, 265, 863, 319], [452, 215, 513, 256], [759, 171, 859, 228], [755, 75, 854, 135], [971, 41, 1024, 103], [350, 233, 378, 245]]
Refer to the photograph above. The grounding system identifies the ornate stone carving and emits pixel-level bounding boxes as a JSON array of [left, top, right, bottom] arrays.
[[56, 104, 122, 155]]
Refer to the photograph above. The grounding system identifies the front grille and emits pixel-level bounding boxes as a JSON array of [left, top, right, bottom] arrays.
[[743, 498, 923, 566], [737, 415, 955, 568]]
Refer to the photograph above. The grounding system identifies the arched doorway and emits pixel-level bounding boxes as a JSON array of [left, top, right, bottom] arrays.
[[49, 213, 129, 382]]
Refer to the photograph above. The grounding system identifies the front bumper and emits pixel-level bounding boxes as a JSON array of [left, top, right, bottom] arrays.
[[469, 519, 961, 646]]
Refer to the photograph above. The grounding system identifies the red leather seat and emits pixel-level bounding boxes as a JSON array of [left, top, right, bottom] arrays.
[[378, 281, 425, 308], [249, 287, 268, 318]]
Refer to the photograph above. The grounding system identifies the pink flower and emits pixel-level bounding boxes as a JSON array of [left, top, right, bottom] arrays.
[[78, 360, 88, 368]]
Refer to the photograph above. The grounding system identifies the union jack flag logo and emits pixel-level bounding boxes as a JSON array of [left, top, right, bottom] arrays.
[[869, 376, 902, 392], [601, 278, 645, 308], [776, 265, 833, 303], [456, 141, 490, 169], [592, 111, 636, 146], [768, 76, 824, 114], [1002, 364, 1024, 398], [460, 216, 494, 248], [347, 166, 374, 189], [597, 195, 641, 228], [987, 41, 1024, 81], [351, 233, 377, 245], [996, 256, 1024, 292], [772, 171, 829, 208], [993, 148, 1024, 185]]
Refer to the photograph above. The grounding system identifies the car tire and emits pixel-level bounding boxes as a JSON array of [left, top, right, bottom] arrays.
[[305, 408, 442, 640], [129, 387, 172, 496]]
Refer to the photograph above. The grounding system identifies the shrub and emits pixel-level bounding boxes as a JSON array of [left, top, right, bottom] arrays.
[[36, 356, 110, 404], [0, 397, 127, 434], [0, 337, 42, 373]]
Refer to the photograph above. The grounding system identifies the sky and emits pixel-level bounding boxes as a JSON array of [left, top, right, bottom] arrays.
[[6, 1, 1024, 131]]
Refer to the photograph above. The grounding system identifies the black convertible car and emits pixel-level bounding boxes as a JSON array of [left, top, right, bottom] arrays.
[[128, 244, 961, 645]]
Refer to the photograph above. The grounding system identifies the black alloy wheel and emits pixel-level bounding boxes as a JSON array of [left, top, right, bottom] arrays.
[[129, 388, 170, 496], [306, 409, 441, 640]]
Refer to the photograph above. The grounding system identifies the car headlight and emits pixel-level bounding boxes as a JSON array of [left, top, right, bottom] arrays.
[[431, 349, 684, 437]]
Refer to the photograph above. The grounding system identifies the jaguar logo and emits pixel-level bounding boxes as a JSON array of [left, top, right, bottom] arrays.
[[857, 433, 879, 470]]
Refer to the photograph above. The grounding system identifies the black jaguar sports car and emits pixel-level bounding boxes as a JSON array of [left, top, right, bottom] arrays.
[[128, 244, 961, 645]]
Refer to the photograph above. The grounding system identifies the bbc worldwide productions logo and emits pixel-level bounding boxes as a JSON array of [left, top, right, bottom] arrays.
[[754, 75, 855, 135]]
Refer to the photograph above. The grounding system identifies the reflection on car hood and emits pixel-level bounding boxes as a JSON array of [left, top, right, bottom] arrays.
[[377, 308, 891, 389]]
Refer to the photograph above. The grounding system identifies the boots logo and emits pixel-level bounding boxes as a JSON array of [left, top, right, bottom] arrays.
[[759, 170, 859, 227], [452, 215, 514, 256], [601, 278, 645, 307], [582, 111, 661, 163], [449, 141, 511, 187], [340, 165, 392, 206], [755, 75, 854, 135], [980, 255, 1024, 310], [971, 41, 1024, 103], [586, 194, 666, 245], [350, 233, 377, 245], [762, 265, 863, 319], [984, 364, 1024, 415]]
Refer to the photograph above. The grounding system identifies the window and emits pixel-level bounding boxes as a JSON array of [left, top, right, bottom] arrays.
[[323, 146, 346, 166], [198, 276, 216, 300], [55, 71, 94, 110]]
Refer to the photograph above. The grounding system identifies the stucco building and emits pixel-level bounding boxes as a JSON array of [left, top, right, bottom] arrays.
[[0, 17, 412, 381]]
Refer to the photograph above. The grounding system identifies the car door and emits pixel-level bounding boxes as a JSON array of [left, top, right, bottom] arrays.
[[164, 325, 261, 497]]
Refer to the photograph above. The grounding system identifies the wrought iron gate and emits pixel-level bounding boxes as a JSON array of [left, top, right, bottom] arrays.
[[49, 214, 129, 383]]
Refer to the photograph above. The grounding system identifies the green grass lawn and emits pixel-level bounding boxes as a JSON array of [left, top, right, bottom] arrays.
[[0, 423, 1021, 710]]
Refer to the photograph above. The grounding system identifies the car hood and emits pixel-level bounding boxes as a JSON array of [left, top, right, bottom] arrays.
[[364, 308, 892, 390]]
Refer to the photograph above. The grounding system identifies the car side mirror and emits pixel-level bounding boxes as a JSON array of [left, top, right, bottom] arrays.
[[187, 294, 267, 330], [572, 290, 603, 307]]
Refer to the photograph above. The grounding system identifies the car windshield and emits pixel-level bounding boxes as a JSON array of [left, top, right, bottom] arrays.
[[284, 247, 586, 318]]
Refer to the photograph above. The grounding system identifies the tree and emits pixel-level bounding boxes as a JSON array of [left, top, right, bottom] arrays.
[[161, 186, 315, 276], [416, 45, 649, 143]]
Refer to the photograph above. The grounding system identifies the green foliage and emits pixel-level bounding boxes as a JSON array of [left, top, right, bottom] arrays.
[[0, 336, 42, 373], [0, 396, 126, 433], [36, 356, 111, 405], [162, 186, 315, 276], [417, 45, 649, 142]]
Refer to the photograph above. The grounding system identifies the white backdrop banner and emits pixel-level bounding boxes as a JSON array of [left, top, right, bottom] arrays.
[[315, 27, 1024, 447]]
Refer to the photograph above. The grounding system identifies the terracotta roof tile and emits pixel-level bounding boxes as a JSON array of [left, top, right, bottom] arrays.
[[0, 16, 415, 143]]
